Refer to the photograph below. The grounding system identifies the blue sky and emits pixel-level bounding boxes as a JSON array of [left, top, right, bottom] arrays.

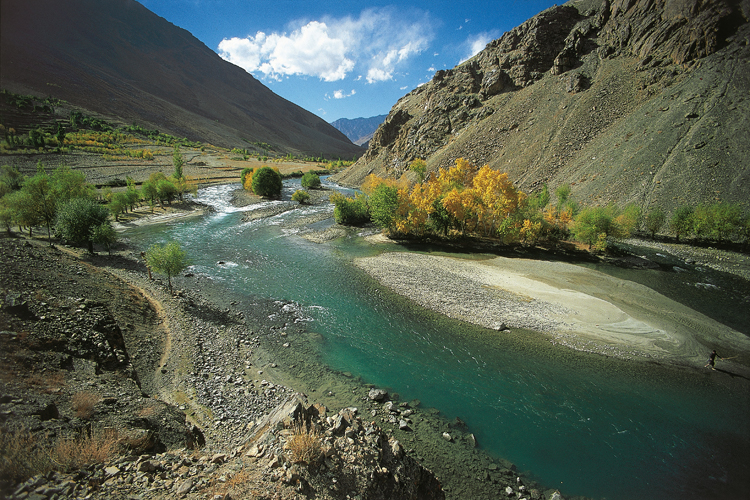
[[137, 0, 559, 122]]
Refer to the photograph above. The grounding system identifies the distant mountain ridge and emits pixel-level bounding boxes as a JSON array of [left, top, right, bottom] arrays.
[[0, 0, 363, 158], [330, 115, 387, 147], [333, 0, 750, 216]]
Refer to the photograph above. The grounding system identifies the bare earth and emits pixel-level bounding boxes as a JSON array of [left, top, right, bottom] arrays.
[[355, 249, 750, 372]]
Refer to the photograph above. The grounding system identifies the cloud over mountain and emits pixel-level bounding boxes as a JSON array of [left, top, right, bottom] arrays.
[[218, 8, 433, 83]]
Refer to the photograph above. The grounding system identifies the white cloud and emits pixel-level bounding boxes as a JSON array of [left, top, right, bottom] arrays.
[[328, 89, 356, 100], [218, 8, 433, 83], [459, 32, 498, 63]]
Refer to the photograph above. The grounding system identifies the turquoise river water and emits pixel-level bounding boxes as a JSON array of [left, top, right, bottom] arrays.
[[123, 181, 750, 500]]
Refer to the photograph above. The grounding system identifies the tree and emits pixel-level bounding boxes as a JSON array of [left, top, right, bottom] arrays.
[[292, 189, 310, 204], [0, 165, 23, 194], [145, 241, 190, 294], [693, 202, 742, 242], [330, 192, 369, 225], [409, 159, 427, 184], [301, 172, 321, 189], [56, 122, 66, 149], [156, 179, 177, 206], [573, 205, 615, 249], [172, 145, 184, 180], [54, 197, 110, 253], [92, 223, 117, 255], [251, 166, 282, 198], [50, 166, 95, 204], [109, 192, 129, 221], [644, 207, 666, 239], [669, 205, 694, 242], [19, 167, 57, 242], [368, 183, 399, 230]]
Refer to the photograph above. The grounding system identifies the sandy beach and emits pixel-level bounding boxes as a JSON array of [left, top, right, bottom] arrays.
[[355, 251, 750, 369]]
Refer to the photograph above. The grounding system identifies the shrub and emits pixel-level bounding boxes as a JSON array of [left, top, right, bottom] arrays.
[[669, 205, 694, 241], [368, 183, 399, 230], [251, 166, 282, 198], [285, 422, 322, 465], [330, 192, 369, 225], [644, 207, 666, 238], [300, 172, 321, 189], [0, 427, 53, 482], [51, 428, 121, 472], [55, 197, 110, 253], [292, 189, 310, 204]]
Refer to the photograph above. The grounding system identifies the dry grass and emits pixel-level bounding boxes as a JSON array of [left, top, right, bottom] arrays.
[[207, 469, 252, 498], [0, 427, 53, 482], [50, 428, 122, 472], [72, 391, 100, 419], [285, 422, 322, 465]]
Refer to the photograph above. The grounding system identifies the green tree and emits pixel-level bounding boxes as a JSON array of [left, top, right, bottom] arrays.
[[0, 165, 23, 194], [368, 183, 399, 230], [109, 192, 129, 221], [330, 192, 369, 225], [572, 205, 617, 249], [292, 189, 310, 204], [56, 122, 66, 149], [251, 166, 282, 198], [669, 205, 694, 242], [28, 128, 45, 149], [145, 241, 190, 294], [54, 197, 110, 253], [19, 168, 57, 242], [156, 179, 177, 206], [409, 159, 427, 184], [92, 223, 118, 255], [693, 202, 743, 242], [301, 172, 321, 189], [141, 180, 158, 207], [172, 145, 184, 180], [50, 166, 95, 204], [644, 207, 666, 239]]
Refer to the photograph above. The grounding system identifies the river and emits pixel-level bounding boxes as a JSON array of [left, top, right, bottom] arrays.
[[122, 180, 750, 500]]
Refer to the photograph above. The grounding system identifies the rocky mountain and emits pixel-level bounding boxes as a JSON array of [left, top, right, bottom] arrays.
[[0, 0, 362, 158], [334, 0, 750, 216], [331, 115, 388, 147]]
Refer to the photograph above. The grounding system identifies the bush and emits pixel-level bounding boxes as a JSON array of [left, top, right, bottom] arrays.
[[669, 205, 694, 241], [693, 202, 743, 242], [285, 422, 322, 465], [300, 172, 321, 189], [644, 207, 666, 238], [251, 166, 282, 198], [55, 197, 110, 253], [368, 184, 399, 229], [292, 189, 310, 204], [330, 192, 369, 225]]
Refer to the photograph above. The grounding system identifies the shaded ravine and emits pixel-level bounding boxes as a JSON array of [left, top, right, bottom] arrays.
[[122, 181, 750, 500]]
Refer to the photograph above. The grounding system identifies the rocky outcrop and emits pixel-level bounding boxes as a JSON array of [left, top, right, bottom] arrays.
[[333, 0, 750, 216]]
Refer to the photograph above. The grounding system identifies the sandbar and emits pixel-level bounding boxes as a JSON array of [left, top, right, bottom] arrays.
[[355, 252, 750, 368]]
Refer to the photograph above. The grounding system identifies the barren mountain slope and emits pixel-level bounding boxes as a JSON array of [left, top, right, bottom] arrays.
[[0, 0, 363, 157], [334, 0, 750, 215]]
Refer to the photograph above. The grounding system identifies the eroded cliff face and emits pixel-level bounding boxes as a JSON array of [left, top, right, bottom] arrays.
[[335, 0, 750, 214]]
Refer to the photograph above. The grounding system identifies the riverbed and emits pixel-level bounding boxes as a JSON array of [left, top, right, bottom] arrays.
[[121, 181, 750, 500]]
